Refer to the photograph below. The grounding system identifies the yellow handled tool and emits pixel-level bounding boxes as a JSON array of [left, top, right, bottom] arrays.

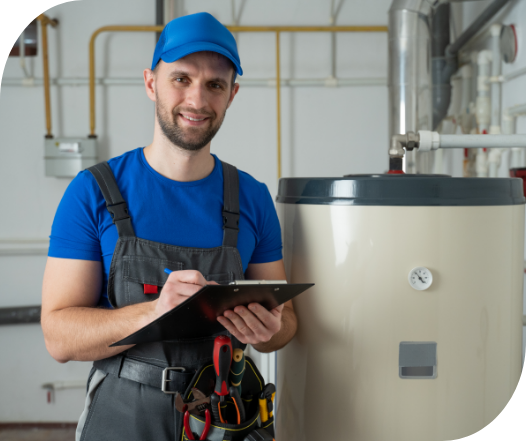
[[259, 383, 276, 438]]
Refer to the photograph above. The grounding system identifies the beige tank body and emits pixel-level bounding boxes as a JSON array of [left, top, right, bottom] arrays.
[[276, 203, 524, 441]]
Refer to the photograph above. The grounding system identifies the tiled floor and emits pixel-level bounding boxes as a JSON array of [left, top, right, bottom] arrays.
[[0, 428, 75, 441]]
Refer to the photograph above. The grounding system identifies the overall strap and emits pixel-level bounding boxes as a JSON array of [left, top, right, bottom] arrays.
[[87, 162, 136, 237], [221, 161, 240, 247]]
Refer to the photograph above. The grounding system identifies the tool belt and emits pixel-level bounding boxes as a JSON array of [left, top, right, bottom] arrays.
[[179, 356, 273, 441]]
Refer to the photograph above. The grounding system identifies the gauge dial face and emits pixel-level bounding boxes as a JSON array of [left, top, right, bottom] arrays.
[[408, 267, 433, 291]]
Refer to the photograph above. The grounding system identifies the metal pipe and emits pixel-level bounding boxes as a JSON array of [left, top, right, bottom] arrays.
[[388, 0, 432, 174], [156, 0, 163, 41], [276, 32, 282, 180], [447, 0, 510, 57], [36, 14, 58, 139], [431, 2, 451, 130], [0, 306, 41, 325]]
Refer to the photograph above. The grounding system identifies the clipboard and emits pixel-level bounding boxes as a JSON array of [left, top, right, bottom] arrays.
[[111, 282, 314, 346]]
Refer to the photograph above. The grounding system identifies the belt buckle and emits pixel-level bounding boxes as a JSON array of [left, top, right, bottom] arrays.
[[161, 367, 186, 394]]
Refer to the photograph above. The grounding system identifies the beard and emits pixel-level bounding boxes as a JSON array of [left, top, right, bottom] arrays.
[[156, 92, 227, 152]]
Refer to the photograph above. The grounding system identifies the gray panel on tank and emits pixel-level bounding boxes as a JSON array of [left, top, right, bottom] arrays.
[[276, 175, 525, 206], [399, 342, 437, 379]]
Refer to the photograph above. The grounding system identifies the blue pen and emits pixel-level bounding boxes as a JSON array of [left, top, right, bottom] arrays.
[[164, 268, 172, 275]]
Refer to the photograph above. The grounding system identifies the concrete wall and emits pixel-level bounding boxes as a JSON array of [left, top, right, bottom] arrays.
[[0, 0, 391, 422]]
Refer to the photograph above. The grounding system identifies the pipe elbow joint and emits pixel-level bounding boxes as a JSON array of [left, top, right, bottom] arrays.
[[389, 132, 420, 158]]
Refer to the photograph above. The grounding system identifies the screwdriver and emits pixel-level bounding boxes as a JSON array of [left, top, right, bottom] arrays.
[[230, 348, 245, 396], [213, 335, 232, 398], [212, 335, 232, 423]]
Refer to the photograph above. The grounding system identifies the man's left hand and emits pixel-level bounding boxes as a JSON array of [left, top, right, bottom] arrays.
[[217, 303, 283, 345]]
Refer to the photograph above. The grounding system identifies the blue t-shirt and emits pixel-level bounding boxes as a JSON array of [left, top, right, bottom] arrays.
[[48, 148, 282, 307]]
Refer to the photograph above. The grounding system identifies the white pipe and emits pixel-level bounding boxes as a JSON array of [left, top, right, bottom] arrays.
[[441, 134, 526, 148], [488, 25, 502, 177], [19, 31, 31, 78], [476, 50, 492, 134], [475, 50, 492, 177], [489, 24, 501, 134], [460, 64, 473, 134], [418, 132, 526, 149], [2, 76, 388, 88]]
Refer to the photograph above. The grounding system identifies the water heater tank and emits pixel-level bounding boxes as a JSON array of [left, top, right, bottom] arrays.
[[276, 175, 525, 441]]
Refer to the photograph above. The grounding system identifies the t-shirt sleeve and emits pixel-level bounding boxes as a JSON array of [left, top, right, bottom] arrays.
[[249, 183, 283, 264], [48, 170, 103, 261]]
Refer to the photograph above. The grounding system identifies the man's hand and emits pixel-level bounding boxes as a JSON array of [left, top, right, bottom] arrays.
[[217, 303, 284, 345], [154, 270, 214, 319]]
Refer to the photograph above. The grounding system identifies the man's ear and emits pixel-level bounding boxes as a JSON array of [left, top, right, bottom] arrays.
[[226, 82, 240, 109], [144, 68, 156, 102]]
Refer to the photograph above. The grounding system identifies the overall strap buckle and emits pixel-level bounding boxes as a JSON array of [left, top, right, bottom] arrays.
[[161, 367, 186, 394], [107, 201, 130, 223], [222, 210, 240, 231]]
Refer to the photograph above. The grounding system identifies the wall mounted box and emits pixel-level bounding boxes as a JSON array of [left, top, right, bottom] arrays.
[[44, 138, 98, 178]]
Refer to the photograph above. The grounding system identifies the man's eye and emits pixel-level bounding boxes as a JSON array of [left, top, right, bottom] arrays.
[[210, 83, 222, 89], [175, 78, 187, 83]]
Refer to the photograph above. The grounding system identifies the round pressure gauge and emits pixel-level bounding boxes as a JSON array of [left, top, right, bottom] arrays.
[[408, 267, 433, 291]]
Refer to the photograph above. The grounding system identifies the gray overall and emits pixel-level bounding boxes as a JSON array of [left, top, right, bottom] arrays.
[[76, 160, 246, 441]]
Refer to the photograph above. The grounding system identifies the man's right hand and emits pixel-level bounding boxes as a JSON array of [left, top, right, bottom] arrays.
[[41, 258, 213, 363], [153, 270, 212, 318]]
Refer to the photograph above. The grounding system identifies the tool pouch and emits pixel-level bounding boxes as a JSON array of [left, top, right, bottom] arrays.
[[180, 356, 267, 441]]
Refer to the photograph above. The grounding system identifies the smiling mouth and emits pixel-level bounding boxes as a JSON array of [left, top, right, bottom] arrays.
[[181, 114, 208, 122]]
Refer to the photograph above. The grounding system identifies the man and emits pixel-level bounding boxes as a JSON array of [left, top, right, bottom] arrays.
[[41, 12, 296, 441]]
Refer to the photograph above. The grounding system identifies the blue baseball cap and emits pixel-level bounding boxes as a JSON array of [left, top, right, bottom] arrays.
[[151, 12, 243, 77]]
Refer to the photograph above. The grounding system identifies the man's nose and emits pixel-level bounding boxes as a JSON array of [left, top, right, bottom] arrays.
[[185, 83, 208, 110]]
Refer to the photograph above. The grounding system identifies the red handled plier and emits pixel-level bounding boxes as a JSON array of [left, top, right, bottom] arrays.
[[184, 407, 211, 440]]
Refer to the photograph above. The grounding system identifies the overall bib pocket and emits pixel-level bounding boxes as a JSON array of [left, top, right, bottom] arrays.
[[121, 255, 184, 306]]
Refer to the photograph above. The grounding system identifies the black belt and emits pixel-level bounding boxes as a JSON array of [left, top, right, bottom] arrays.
[[94, 355, 195, 394]]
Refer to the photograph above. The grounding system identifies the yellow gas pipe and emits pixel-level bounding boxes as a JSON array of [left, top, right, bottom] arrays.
[[36, 14, 58, 138]]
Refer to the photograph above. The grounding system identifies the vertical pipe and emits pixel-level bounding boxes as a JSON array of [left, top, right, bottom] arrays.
[[156, 0, 164, 41], [488, 24, 503, 177], [89, 32, 97, 138], [431, 2, 451, 130], [38, 15, 53, 138], [276, 31, 282, 180], [489, 24, 502, 134], [388, 0, 432, 173], [476, 50, 491, 134], [476, 50, 492, 177], [19, 31, 30, 78]]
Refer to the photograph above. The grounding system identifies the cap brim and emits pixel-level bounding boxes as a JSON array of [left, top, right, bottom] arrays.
[[160, 41, 243, 76]]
